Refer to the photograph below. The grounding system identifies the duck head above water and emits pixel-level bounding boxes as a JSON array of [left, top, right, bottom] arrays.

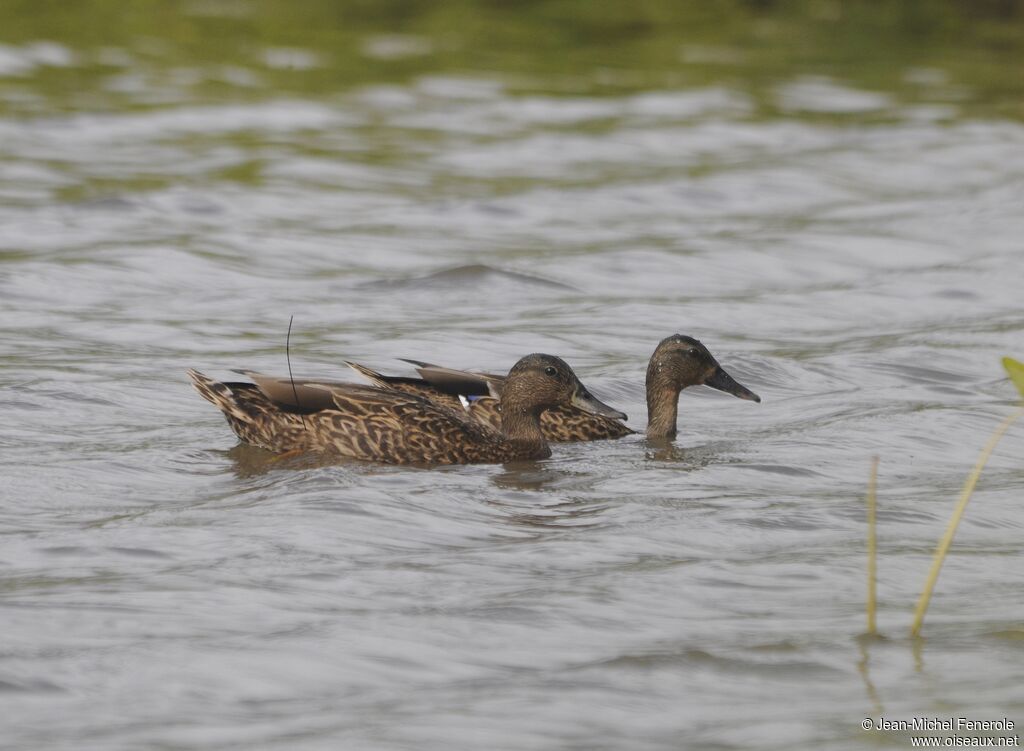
[[645, 335, 760, 440], [500, 353, 627, 444]]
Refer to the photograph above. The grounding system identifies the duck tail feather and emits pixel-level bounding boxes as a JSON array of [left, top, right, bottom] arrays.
[[345, 361, 391, 389], [186, 369, 252, 424]]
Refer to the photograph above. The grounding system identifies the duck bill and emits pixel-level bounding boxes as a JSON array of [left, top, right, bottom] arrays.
[[705, 366, 761, 403], [571, 386, 628, 420]]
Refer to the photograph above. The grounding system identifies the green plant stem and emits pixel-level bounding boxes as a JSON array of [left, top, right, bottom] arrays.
[[910, 407, 1023, 638], [866, 456, 879, 635]]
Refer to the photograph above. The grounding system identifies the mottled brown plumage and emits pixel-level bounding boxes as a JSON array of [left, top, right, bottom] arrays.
[[346, 359, 631, 441], [187, 354, 625, 465], [350, 335, 760, 442]]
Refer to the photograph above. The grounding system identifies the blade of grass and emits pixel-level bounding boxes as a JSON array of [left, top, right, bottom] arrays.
[[1003, 357, 1024, 397], [866, 456, 879, 635], [910, 407, 1023, 637]]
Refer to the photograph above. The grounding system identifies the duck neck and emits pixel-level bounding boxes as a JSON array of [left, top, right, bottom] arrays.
[[645, 363, 681, 440], [499, 403, 549, 455]]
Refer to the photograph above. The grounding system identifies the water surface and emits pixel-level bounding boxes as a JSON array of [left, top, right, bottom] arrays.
[[2, 2, 1024, 749]]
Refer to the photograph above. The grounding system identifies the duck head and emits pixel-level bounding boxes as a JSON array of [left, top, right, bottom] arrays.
[[501, 353, 627, 419], [645, 334, 760, 439], [647, 335, 760, 401]]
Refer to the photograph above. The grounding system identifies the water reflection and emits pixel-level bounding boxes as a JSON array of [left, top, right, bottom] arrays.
[[489, 460, 557, 491], [224, 443, 340, 478], [642, 438, 730, 467], [485, 461, 613, 528], [856, 634, 885, 717]]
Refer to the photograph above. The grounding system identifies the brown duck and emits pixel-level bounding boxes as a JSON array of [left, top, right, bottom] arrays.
[[187, 353, 626, 465], [349, 335, 760, 441]]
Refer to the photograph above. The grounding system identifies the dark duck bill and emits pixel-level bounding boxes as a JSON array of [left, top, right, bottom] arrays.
[[571, 386, 628, 420], [704, 364, 761, 403]]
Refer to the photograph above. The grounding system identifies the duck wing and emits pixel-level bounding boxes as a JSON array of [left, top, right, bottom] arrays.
[[344, 361, 466, 409], [398, 359, 504, 398], [232, 369, 350, 413]]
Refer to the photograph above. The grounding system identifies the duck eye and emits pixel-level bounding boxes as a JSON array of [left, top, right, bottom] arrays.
[[687, 348, 699, 356], [544, 366, 557, 377]]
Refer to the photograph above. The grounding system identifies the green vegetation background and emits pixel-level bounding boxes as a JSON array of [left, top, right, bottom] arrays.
[[1, 0, 1022, 119]]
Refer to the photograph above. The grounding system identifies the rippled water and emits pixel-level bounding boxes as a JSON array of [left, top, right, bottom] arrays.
[[2, 3, 1024, 749]]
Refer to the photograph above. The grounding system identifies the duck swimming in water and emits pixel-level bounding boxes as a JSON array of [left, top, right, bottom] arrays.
[[349, 335, 760, 442], [640, 334, 760, 440], [187, 353, 626, 465]]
